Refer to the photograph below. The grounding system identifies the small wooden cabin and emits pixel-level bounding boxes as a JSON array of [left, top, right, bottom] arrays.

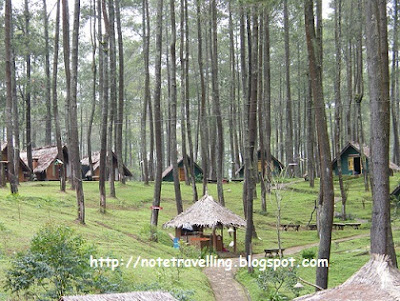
[[20, 146, 70, 181], [162, 157, 203, 182], [234, 150, 284, 179], [332, 141, 400, 176], [163, 194, 246, 252], [81, 152, 132, 181], [1, 143, 31, 182]]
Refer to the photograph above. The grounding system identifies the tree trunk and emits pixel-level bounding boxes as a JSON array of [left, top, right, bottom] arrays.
[[107, 0, 116, 197], [88, 0, 97, 181], [391, 0, 400, 165], [334, 0, 347, 220], [196, 0, 208, 195], [5, 0, 18, 194], [141, 0, 150, 185], [99, 0, 108, 212], [150, 0, 164, 227], [115, 0, 125, 184], [305, 0, 335, 289], [43, 0, 52, 146], [307, 73, 315, 187], [25, 0, 33, 176], [52, 0, 66, 192], [365, 0, 397, 267], [210, 0, 224, 206], [284, 0, 294, 176], [169, 0, 183, 214]]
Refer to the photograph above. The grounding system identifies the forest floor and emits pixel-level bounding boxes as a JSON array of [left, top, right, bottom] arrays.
[[0, 176, 399, 300]]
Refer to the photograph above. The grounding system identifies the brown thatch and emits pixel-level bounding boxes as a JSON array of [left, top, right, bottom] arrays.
[[1, 142, 30, 172], [163, 194, 246, 229], [81, 151, 132, 177], [294, 254, 400, 301], [20, 145, 67, 173], [59, 291, 177, 301]]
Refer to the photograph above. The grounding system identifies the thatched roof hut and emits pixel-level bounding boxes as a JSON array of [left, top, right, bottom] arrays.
[[1, 142, 31, 182], [163, 194, 246, 229], [163, 194, 246, 252], [162, 156, 203, 182], [294, 255, 400, 301], [60, 291, 177, 301]]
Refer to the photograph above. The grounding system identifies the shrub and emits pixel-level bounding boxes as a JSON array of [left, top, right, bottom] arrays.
[[5, 224, 122, 300]]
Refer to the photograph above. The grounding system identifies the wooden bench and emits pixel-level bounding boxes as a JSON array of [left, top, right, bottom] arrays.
[[264, 248, 285, 257], [333, 223, 346, 230], [345, 223, 361, 229], [281, 224, 300, 231], [307, 224, 317, 230]]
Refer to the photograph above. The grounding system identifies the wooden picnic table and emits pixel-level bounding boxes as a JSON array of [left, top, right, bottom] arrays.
[[280, 224, 301, 231], [345, 223, 361, 229], [264, 248, 286, 257], [333, 223, 346, 230]]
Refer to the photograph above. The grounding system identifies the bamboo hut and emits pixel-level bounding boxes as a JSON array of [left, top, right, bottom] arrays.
[[20, 145, 69, 181], [1, 143, 31, 182], [59, 291, 177, 301], [81, 151, 132, 181], [163, 194, 246, 252], [294, 255, 400, 301]]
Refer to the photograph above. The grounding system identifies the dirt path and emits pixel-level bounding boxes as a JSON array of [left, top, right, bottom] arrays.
[[203, 233, 369, 301]]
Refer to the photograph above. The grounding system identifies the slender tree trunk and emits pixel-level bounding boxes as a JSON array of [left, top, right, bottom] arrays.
[[196, 0, 208, 195], [43, 0, 52, 146], [284, 0, 294, 176], [305, 0, 334, 289], [11, 40, 19, 185], [150, 0, 164, 227], [115, 0, 125, 184], [88, 0, 97, 180], [52, 0, 66, 192], [141, 0, 150, 185], [169, 0, 183, 213], [264, 7, 272, 195], [307, 73, 315, 187], [25, 0, 33, 176], [334, 0, 347, 220], [5, 0, 18, 194], [210, 0, 224, 205], [99, 0, 108, 212]]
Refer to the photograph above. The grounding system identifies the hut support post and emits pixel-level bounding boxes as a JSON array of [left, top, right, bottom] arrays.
[[234, 227, 237, 253], [212, 227, 217, 251]]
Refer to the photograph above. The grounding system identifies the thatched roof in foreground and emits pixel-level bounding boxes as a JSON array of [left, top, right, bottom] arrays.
[[294, 254, 400, 301], [60, 291, 177, 301], [163, 194, 246, 229]]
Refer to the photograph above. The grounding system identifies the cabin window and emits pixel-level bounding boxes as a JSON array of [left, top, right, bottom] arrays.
[[348, 157, 354, 171]]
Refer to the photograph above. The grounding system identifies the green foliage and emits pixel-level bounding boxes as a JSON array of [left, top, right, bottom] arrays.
[[5, 225, 122, 300], [257, 266, 298, 298], [301, 249, 316, 260]]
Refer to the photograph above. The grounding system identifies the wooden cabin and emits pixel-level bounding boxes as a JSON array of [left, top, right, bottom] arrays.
[[163, 194, 246, 253], [234, 150, 284, 179], [1, 143, 31, 182], [20, 146, 70, 181], [332, 141, 400, 176], [81, 152, 132, 181], [162, 157, 203, 182]]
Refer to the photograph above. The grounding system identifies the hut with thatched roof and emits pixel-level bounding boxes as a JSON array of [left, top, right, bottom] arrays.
[[20, 145, 69, 181], [59, 291, 177, 301], [294, 254, 400, 301], [163, 194, 246, 252], [81, 151, 132, 181]]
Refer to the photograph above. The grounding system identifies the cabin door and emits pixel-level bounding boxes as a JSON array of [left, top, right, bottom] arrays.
[[179, 167, 185, 181]]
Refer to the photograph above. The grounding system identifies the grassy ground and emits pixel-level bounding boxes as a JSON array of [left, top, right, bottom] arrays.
[[0, 174, 399, 300]]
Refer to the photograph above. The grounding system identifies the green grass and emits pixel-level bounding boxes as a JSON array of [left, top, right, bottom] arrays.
[[0, 174, 399, 300]]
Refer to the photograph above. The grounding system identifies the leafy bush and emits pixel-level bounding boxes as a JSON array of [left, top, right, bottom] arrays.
[[5, 224, 122, 300], [301, 249, 316, 260]]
